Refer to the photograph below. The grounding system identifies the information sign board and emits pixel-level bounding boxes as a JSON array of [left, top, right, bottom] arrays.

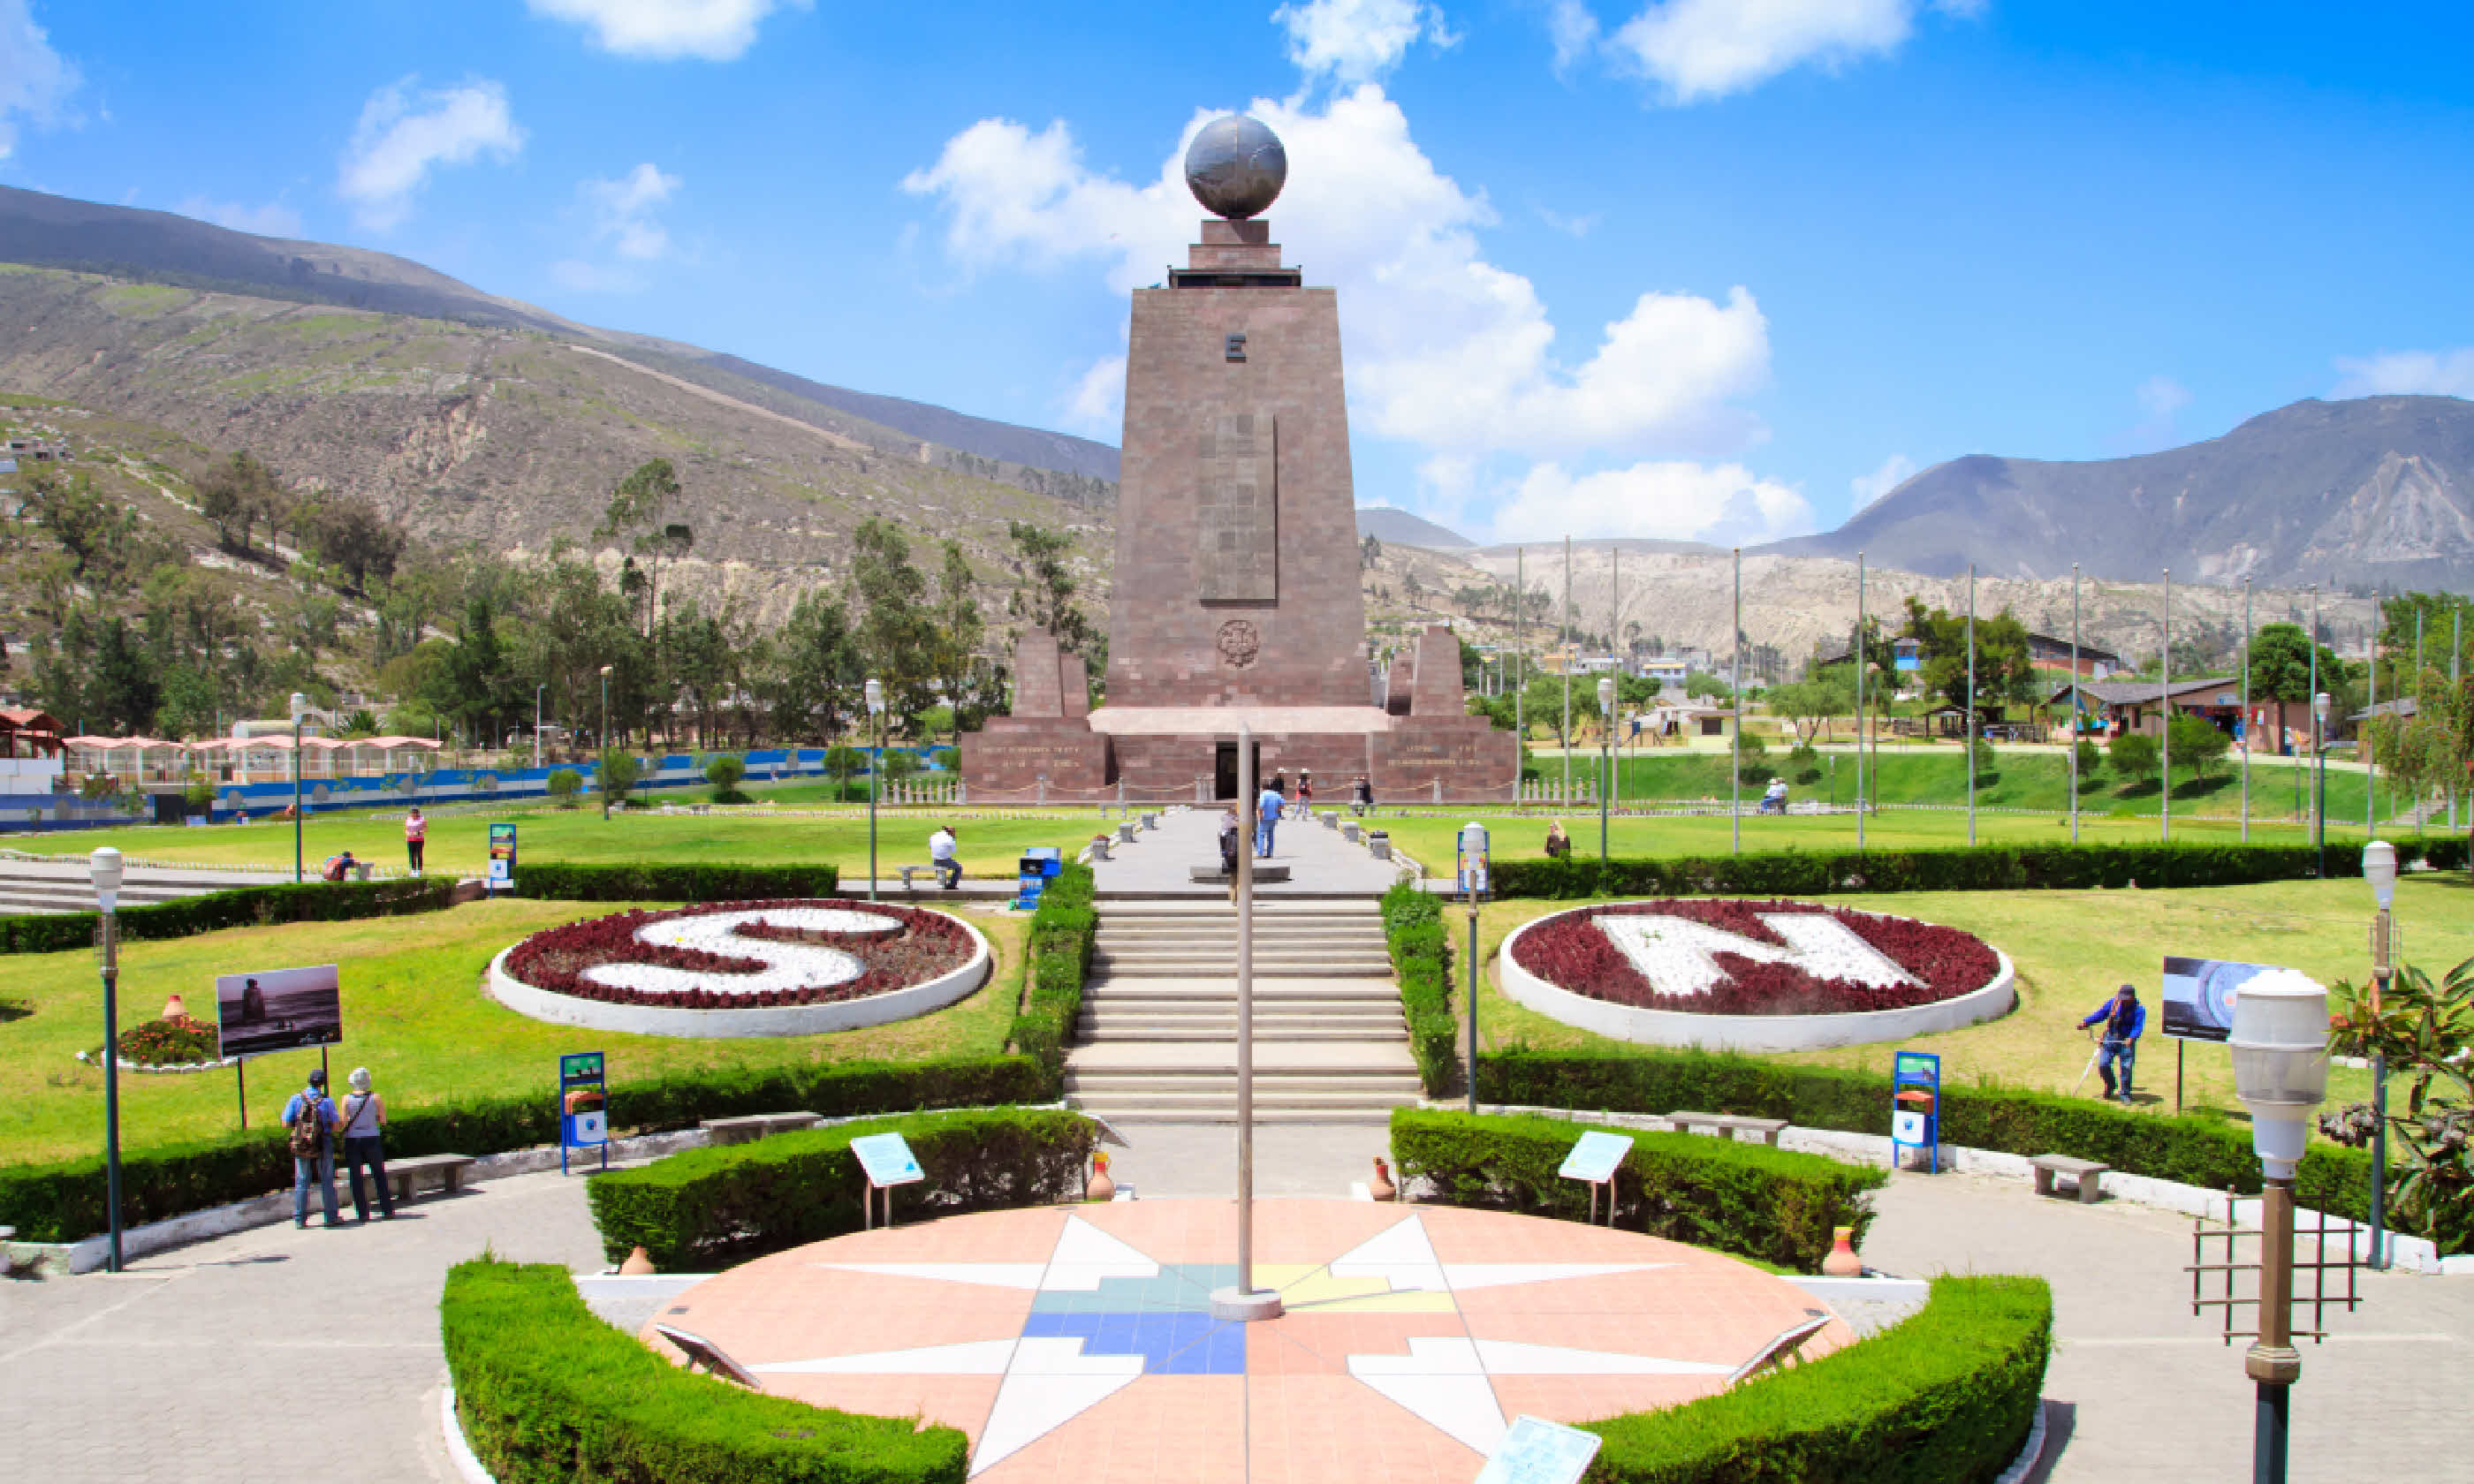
[[489, 823, 518, 896], [1557, 1131, 1633, 1185], [558, 1049, 607, 1174], [850, 1132, 924, 1187], [1475, 1415, 1604, 1484]]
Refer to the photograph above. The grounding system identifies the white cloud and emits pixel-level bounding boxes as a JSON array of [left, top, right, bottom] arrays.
[[1063, 355, 1127, 437], [903, 87, 1769, 462], [337, 78, 524, 231], [1275, 0, 1453, 85], [0, 0, 80, 161], [176, 197, 305, 238], [582, 162, 681, 260], [2332, 348, 2474, 399], [526, 0, 805, 61], [1484, 459, 1815, 545], [1609, 0, 1973, 104], [1849, 452, 1914, 508], [2136, 374, 2190, 423], [550, 258, 641, 292], [1546, 0, 1601, 72], [1536, 204, 1598, 237]]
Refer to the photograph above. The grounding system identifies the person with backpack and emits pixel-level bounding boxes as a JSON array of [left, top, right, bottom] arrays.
[[284, 1068, 342, 1228], [337, 1066, 395, 1223]]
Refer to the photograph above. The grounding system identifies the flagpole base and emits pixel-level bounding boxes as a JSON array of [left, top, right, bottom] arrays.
[[1210, 1287, 1284, 1321]]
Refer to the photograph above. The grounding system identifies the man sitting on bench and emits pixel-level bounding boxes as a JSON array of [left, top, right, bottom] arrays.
[[929, 825, 961, 890]]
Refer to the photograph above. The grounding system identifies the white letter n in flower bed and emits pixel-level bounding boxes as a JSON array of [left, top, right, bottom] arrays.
[[1594, 913, 1918, 998]]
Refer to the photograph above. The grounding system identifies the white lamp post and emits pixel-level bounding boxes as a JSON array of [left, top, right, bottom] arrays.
[[865, 678, 885, 903], [2228, 967, 2331, 1484], [1458, 820, 1490, 1115], [90, 845, 126, 1272], [2363, 839, 2396, 1269], [1597, 676, 1616, 864], [600, 664, 615, 820], [288, 692, 308, 882], [2312, 691, 2331, 876]]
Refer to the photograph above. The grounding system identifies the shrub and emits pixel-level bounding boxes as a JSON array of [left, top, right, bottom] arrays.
[[2074, 738, 2104, 776], [95, 1014, 222, 1066], [1383, 880, 1461, 1094], [1392, 1109, 1885, 1273], [545, 767, 582, 806], [1586, 1275, 2052, 1482], [2168, 712, 2232, 781], [2110, 731, 2159, 784], [704, 753, 746, 799], [598, 746, 641, 806], [1968, 738, 1998, 781], [1010, 865, 1095, 1090], [588, 1106, 1099, 1269], [0, 876, 463, 955], [444, 1260, 967, 1484], [512, 861, 839, 902]]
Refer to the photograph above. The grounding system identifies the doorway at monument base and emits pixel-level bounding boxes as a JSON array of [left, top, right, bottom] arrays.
[[960, 708, 1518, 803]]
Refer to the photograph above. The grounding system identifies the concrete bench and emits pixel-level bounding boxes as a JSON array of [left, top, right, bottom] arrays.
[[2030, 1154, 2108, 1205], [379, 1154, 475, 1203], [1663, 1111, 1790, 1146], [895, 864, 949, 889], [700, 1111, 824, 1147], [1189, 866, 1292, 882]]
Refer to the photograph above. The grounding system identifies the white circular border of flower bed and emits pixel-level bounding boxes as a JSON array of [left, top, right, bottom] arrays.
[[1499, 903, 2015, 1054], [485, 904, 991, 1040]]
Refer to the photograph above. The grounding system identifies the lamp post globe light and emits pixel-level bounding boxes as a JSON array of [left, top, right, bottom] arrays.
[[91, 845, 126, 1272], [599, 664, 615, 821], [2312, 691, 2330, 876], [2227, 967, 2332, 1484], [865, 678, 886, 904], [288, 692, 308, 883], [2363, 839, 2398, 1269], [1597, 676, 1617, 864]]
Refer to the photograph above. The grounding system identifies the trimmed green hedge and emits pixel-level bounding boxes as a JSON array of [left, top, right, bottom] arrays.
[[514, 860, 840, 901], [588, 1106, 1098, 1270], [0, 876, 464, 954], [1383, 881, 1461, 1092], [1008, 864, 1095, 1091], [444, 1259, 966, 1484], [0, 1054, 1047, 1244], [1478, 1048, 2385, 1234], [1391, 1109, 1885, 1274], [1490, 837, 2469, 901], [1584, 1274, 2052, 1483]]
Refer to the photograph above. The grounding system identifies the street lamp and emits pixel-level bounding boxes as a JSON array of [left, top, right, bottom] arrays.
[[534, 684, 545, 770], [865, 678, 885, 903], [1457, 821, 1490, 1115], [600, 665, 615, 821], [2312, 691, 2331, 876], [90, 846, 125, 1273], [1597, 676, 1616, 866], [288, 692, 308, 883], [2363, 839, 2397, 1269], [2228, 967, 2331, 1484]]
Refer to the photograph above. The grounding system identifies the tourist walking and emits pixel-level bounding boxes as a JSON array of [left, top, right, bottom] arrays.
[[1218, 806, 1241, 874], [1295, 772, 1313, 820], [2077, 985, 2145, 1103], [1544, 820, 1572, 859], [404, 806, 426, 875], [284, 1069, 342, 1229], [929, 824, 960, 890], [1256, 778, 1285, 859], [337, 1067, 395, 1223], [1352, 775, 1374, 816]]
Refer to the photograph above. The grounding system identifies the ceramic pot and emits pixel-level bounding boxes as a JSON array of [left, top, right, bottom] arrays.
[[162, 993, 188, 1019], [619, 1245, 656, 1275], [1086, 1152, 1116, 1202], [1822, 1225, 1863, 1277], [1370, 1156, 1397, 1202]]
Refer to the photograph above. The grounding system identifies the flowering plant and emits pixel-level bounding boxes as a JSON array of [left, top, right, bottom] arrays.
[[96, 1014, 224, 1066], [506, 899, 975, 1009]]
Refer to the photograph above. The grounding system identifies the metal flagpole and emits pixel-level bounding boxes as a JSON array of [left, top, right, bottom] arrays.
[[2455, 610, 2463, 835], [2070, 564, 2081, 844], [1966, 564, 1977, 847], [1211, 723, 1279, 1322], [1611, 542, 1620, 816], [1515, 547, 1525, 793], [1732, 547, 1742, 856], [2241, 578, 2251, 843], [2417, 609, 2426, 836], [1856, 552, 1866, 852], [2311, 586, 2324, 874], [2162, 567, 2172, 844], [2367, 627, 2379, 835], [1563, 536, 1573, 801]]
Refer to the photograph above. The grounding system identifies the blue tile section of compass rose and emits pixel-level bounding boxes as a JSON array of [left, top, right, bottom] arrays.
[[1021, 1263, 1248, 1374]]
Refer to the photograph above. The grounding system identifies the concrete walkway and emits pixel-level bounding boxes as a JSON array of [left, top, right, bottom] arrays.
[[1089, 806, 1403, 897], [4, 1146, 2465, 1480]]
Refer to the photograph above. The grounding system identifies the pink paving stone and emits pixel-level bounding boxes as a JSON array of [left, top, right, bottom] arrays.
[[979, 1374, 1246, 1484]]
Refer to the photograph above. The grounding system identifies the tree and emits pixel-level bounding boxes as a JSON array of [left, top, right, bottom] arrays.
[[312, 492, 406, 593], [2248, 623, 2341, 703], [194, 452, 284, 552], [847, 518, 937, 731], [596, 458, 689, 638], [546, 768, 583, 807], [2075, 738, 2104, 776], [928, 540, 988, 740], [763, 592, 859, 744], [1764, 671, 1855, 743], [1685, 670, 1733, 703], [705, 753, 747, 800], [2110, 731, 2159, 786], [1005, 522, 1098, 655], [1968, 738, 1997, 781], [2167, 712, 2231, 782], [596, 746, 641, 808], [1901, 596, 2035, 712], [1360, 533, 1383, 569]]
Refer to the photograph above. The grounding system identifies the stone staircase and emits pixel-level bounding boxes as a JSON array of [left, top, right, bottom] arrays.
[[0, 860, 292, 916], [1063, 899, 1425, 1124]]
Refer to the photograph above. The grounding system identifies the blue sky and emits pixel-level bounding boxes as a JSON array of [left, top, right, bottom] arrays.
[[5, 1, 2472, 547]]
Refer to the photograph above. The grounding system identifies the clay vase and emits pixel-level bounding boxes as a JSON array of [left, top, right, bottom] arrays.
[[1822, 1226, 1863, 1277], [619, 1245, 656, 1276], [1370, 1156, 1397, 1202], [161, 993, 188, 1020], [1086, 1153, 1116, 1203]]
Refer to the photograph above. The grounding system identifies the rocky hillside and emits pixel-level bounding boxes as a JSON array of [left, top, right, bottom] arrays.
[[1764, 396, 2474, 589]]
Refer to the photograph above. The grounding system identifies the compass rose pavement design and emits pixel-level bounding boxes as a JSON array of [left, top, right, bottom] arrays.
[[643, 1199, 1851, 1483]]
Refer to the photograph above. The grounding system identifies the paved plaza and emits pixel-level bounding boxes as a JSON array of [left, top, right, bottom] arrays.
[[1088, 806, 1405, 897], [4, 1146, 2469, 1480]]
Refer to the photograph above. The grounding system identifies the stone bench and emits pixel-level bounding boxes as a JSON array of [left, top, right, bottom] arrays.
[[1663, 1111, 1790, 1147], [1188, 866, 1292, 883], [378, 1154, 474, 1203], [895, 863, 950, 889], [2030, 1154, 2108, 1205], [700, 1111, 823, 1147]]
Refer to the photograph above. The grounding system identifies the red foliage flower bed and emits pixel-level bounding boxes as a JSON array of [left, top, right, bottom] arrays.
[[1508, 898, 1999, 1017], [505, 899, 975, 1009]]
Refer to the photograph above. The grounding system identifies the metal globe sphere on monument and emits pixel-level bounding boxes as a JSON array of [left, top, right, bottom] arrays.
[[1184, 114, 1286, 219]]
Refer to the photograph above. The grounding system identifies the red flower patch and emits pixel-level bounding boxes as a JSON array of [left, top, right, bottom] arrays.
[[505, 899, 975, 1009], [1508, 898, 1997, 1017]]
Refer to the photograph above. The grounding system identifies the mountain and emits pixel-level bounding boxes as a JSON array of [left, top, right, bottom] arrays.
[[0, 185, 1116, 493], [1764, 396, 2474, 589], [1356, 506, 1474, 549]]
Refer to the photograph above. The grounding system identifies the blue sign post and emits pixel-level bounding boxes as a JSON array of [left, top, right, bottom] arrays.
[[489, 822, 517, 898], [1016, 846, 1063, 911], [851, 1131, 925, 1229], [1891, 1049, 1939, 1174], [559, 1050, 607, 1175]]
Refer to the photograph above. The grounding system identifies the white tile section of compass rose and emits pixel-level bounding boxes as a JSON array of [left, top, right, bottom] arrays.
[[581, 905, 899, 997], [1594, 911, 1918, 996]]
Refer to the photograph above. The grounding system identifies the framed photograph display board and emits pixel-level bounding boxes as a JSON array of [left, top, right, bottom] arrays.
[[215, 965, 343, 1060]]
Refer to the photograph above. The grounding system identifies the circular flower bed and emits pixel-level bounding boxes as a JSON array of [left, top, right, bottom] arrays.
[[80, 1014, 236, 1073], [490, 898, 990, 1039], [1501, 899, 2013, 1052]]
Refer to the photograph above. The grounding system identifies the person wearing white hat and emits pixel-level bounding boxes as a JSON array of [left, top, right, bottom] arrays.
[[338, 1066, 395, 1222]]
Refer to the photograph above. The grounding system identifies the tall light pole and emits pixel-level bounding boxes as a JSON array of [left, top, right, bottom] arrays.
[[2162, 567, 2173, 844], [1212, 723, 1280, 1323], [534, 684, 544, 770], [1965, 565, 1977, 847], [1856, 552, 1867, 851], [1460, 820, 1489, 1115], [2069, 564, 2082, 844], [2227, 968, 2332, 1484], [2363, 839, 2396, 1270], [1514, 546, 1524, 781], [1731, 547, 1742, 857], [865, 677, 885, 903], [2241, 579, 2252, 843], [2313, 691, 2330, 877], [289, 692, 307, 883], [1597, 676, 1615, 865], [90, 846, 125, 1273], [1562, 535, 1573, 800], [599, 665, 614, 821]]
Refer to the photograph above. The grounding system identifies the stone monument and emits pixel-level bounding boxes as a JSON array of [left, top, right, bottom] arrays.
[[962, 115, 1517, 802]]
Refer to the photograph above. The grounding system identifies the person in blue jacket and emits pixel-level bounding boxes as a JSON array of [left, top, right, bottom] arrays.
[[2079, 984, 2145, 1103]]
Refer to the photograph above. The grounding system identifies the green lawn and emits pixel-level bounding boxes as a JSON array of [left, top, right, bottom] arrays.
[[1456, 874, 2474, 1116], [0, 897, 1025, 1167]]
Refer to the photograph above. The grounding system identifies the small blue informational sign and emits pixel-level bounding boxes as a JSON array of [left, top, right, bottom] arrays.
[[1557, 1131, 1633, 1185], [1475, 1415, 1605, 1484], [558, 1049, 607, 1175], [489, 823, 518, 897], [850, 1132, 924, 1188], [1891, 1049, 1940, 1175]]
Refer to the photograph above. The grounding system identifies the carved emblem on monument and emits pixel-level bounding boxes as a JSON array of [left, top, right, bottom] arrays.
[[1216, 618, 1263, 669]]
